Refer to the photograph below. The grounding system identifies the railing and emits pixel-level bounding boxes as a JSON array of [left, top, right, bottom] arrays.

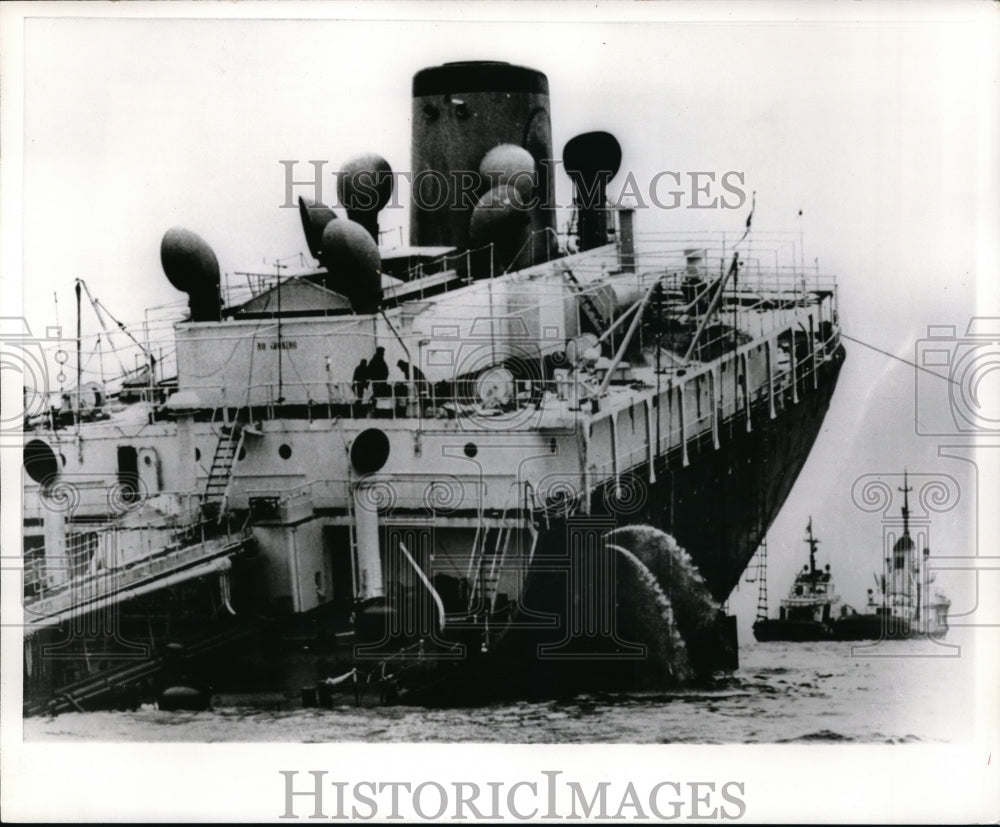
[[21, 503, 249, 607], [162, 283, 839, 436], [171, 375, 600, 423]]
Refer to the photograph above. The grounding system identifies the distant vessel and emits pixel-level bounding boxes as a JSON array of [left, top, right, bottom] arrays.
[[753, 518, 838, 641], [833, 472, 950, 640]]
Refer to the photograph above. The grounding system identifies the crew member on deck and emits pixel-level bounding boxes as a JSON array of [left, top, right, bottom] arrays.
[[367, 347, 390, 399], [397, 359, 430, 396], [352, 358, 369, 402]]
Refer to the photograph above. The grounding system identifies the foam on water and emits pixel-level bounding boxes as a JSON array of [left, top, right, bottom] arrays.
[[23, 639, 976, 743], [605, 525, 722, 684]]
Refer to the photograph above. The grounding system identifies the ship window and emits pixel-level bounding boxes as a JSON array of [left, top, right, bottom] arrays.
[[143, 455, 153, 466], [238, 447, 247, 461], [463, 442, 478, 458], [279, 444, 292, 460], [195, 447, 201, 462]]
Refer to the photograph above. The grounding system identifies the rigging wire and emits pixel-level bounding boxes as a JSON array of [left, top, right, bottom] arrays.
[[840, 333, 958, 386]]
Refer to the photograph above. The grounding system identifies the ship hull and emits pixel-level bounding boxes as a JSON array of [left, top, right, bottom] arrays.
[[752, 620, 834, 642], [345, 345, 847, 702], [829, 614, 947, 641], [626, 344, 846, 601], [23, 345, 846, 712]]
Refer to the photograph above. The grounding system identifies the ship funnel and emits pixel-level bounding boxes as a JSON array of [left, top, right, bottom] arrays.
[[410, 61, 556, 264], [298, 197, 337, 263], [563, 131, 622, 251], [160, 227, 222, 322], [337, 153, 394, 243], [320, 218, 383, 314]]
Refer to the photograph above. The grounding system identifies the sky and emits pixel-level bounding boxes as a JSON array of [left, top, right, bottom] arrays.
[[5, 5, 1000, 641]]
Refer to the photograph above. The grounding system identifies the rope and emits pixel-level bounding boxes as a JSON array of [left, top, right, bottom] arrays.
[[840, 333, 958, 386]]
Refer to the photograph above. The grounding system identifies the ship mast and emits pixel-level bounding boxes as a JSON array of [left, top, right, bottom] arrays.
[[805, 517, 819, 577], [75, 279, 82, 433], [899, 469, 912, 539], [899, 469, 913, 617]]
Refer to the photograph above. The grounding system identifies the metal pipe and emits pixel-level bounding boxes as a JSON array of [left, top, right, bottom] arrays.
[[681, 252, 739, 364], [397, 541, 446, 631], [596, 275, 663, 396]]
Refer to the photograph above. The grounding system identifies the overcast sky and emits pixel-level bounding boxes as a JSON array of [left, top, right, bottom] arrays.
[[7, 5, 1000, 636]]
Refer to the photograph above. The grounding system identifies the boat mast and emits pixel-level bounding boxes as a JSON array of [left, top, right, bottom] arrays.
[[805, 517, 819, 577], [899, 470, 911, 539], [273, 259, 287, 404], [899, 469, 913, 617], [75, 279, 82, 432]]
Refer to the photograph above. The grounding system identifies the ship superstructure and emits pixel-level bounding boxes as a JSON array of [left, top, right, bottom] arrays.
[[753, 519, 840, 642], [835, 472, 951, 640], [21, 61, 846, 711]]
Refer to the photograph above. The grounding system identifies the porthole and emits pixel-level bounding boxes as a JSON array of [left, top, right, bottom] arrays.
[[195, 447, 201, 462], [279, 444, 292, 460], [351, 428, 390, 474], [463, 442, 478, 458]]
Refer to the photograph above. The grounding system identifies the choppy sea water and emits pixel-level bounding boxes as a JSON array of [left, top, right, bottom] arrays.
[[23, 638, 976, 744]]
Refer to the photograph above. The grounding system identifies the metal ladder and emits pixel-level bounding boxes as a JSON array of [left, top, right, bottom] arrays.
[[467, 508, 513, 612], [561, 267, 606, 335], [203, 420, 245, 520], [755, 538, 769, 623]]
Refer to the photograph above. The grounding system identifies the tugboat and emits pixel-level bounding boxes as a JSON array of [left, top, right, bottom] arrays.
[[834, 472, 951, 640], [20, 60, 847, 712], [753, 518, 839, 642]]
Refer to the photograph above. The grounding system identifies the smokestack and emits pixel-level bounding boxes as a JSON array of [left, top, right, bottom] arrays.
[[410, 61, 556, 264]]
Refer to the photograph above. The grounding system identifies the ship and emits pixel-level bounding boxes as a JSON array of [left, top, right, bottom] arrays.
[[20, 60, 846, 713], [752, 518, 839, 642], [833, 472, 951, 641]]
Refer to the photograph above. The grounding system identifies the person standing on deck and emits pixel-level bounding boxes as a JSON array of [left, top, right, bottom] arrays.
[[352, 358, 369, 402], [367, 347, 390, 399]]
